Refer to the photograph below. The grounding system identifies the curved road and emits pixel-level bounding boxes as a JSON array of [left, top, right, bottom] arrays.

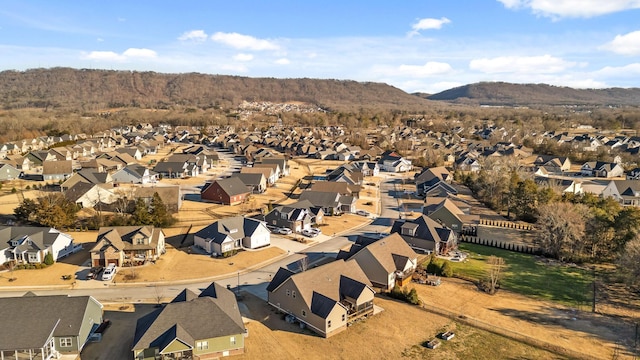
[[0, 174, 404, 302]]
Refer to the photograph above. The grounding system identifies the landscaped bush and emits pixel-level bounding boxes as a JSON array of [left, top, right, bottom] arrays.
[[43, 253, 54, 265], [441, 261, 454, 277], [388, 286, 421, 305], [222, 250, 239, 258]]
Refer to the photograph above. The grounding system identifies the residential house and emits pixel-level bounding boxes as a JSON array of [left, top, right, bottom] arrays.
[[325, 166, 363, 185], [114, 147, 143, 160], [240, 166, 277, 185], [60, 169, 113, 191], [336, 233, 418, 290], [580, 161, 624, 178], [132, 282, 246, 359], [90, 226, 165, 267], [153, 161, 193, 179], [194, 216, 270, 256], [64, 182, 117, 209], [132, 186, 182, 213], [310, 181, 361, 198], [533, 155, 571, 173], [267, 259, 375, 338], [627, 167, 640, 180], [414, 166, 452, 196], [379, 150, 413, 172], [422, 197, 479, 233], [263, 200, 323, 232], [299, 190, 356, 215], [602, 180, 640, 207], [253, 163, 281, 179], [201, 177, 251, 205], [390, 215, 457, 255], [42, 160, 73, 181], [350, 161, 380, 177], [236, 173, 267, 194], [0, 226, 75, 265], [0, 294, 103, 357], [258, 157, 290, 177], [111, 164, 158, 184], [0, 162, 21, 181]]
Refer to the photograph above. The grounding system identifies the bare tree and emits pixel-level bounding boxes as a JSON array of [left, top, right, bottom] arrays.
[[154, 285, 165, 307], [536, 202, 589, 262], [618, 234, 640, 286], [487, 256, 506, 294]]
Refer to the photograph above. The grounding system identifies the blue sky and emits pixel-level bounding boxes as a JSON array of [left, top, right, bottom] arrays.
[[1, 0, 639, 94]]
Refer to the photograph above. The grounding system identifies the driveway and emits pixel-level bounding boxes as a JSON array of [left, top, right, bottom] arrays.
[[80, 304, 157, 360]]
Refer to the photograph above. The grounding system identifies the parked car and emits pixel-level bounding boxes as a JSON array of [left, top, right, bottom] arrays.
[[277, 227, 292, 235], [87, 266, 103, 280], [308, 227, 321, 236], [102, 264, 117, 281], [302, 229, 319, 237], [356, 210, 370, 217]]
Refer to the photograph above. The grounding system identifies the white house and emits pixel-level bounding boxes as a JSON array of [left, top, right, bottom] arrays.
[[0, 226, 74, 264], [194, 217, 270, 256]]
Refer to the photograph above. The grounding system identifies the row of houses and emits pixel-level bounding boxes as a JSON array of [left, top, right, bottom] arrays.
[[0, 281, 247, 360]]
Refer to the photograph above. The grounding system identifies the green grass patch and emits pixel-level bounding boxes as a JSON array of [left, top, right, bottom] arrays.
[[454, 243, 592, 307]]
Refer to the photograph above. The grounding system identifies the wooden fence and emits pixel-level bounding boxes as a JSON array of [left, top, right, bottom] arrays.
[[479, 218, 534, 230], [460, 235, 540, 255]]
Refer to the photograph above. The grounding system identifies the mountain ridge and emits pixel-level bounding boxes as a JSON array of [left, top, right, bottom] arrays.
[[425, 82, 640, 106]]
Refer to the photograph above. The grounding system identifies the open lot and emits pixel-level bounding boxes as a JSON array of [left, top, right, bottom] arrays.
[[235, 292, 562, 360]]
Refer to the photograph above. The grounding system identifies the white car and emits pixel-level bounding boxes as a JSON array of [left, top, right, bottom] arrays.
[[356, 210, 370, 217], [302, 229, 319, 237], [277, 227, 292, 235], [102, 264, 116, 281]]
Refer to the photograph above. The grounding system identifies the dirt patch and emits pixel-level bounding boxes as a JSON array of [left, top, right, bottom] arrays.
[[415, 277, 637, 359]]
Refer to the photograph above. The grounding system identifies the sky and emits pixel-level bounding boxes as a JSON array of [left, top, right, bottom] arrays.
[[1, 0, 639, 94]]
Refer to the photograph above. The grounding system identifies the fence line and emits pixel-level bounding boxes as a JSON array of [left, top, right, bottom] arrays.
[[460, 235, 540, 254], [479, 218, 534, 230]]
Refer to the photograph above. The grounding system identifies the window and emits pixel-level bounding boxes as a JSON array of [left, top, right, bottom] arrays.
[[136, 238, 145, 245], [328, 320, 332, 328], [59, 337, 73, 347], [301, 310, 307, 317], [230, 336, 236, 345], [28, 253, 38, 262], [342, 314, 346, 322], [281, 213, 287, 220], [292, 291, 296, 298], [286, 289, 290, 296], [196, 340, 209, 350]]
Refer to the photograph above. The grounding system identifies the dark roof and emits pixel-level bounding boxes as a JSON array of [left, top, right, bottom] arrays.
[[213, 177, 251, 196], [133, 282, 245, 350], [194, 216, 265, 244], [0, 295, 98, 350], [310, 291, 338, 318], [266, 267, 295, 292]]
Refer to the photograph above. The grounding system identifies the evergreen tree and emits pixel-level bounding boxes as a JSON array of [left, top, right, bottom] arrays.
[[130, 198, 153, 225]]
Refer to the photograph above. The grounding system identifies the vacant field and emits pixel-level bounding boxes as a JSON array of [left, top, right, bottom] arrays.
[[453, 243, 592, 306], [415, 276, 636, 359], [236, 293, 563, 360]]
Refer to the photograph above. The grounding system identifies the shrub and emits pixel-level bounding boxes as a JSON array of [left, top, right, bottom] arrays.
[[43, 253, 54, 265], [441, 261, 454, 277], [222, 250, 238, 258], [388, 286, 420, 305], [11, 188, 16, 193]]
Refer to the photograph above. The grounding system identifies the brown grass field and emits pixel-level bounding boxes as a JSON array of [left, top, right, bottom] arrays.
[[236, 293, 564, 360]]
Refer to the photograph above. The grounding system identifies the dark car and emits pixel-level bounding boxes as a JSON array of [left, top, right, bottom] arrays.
[[86, 266, 104, 280]]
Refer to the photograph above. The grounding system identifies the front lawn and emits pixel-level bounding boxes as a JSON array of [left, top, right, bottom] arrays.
[[451, 243, 592, 307]]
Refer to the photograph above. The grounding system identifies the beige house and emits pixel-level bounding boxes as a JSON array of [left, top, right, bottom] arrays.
[[90, 226, 165, 267], [337, 233, 418, 290], [267, 259, 375, 338]]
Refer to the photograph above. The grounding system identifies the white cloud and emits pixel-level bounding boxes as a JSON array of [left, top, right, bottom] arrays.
[[498, 0, 640, 18], [84, 51, 122, 61], [275, 58, 290, 65], [233, 53, 254, 61], [469, 55, 575, 74], [409, 17, 451, 36], [397, 62, 454, 77], [211, 32, 279, 51], [82, 48, 157, 62], [601, 31, 640, 55], [178, 30, 208, 42], [122, 48, 157, 58], [595, 63, 640, 77]]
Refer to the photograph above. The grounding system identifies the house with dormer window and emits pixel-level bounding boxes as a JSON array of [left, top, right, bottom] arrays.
[[89, 226, 165, 267]]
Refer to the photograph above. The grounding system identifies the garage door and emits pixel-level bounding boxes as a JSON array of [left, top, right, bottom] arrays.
[[107, 259, 119, 266], [93, 259, 105, 267]]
